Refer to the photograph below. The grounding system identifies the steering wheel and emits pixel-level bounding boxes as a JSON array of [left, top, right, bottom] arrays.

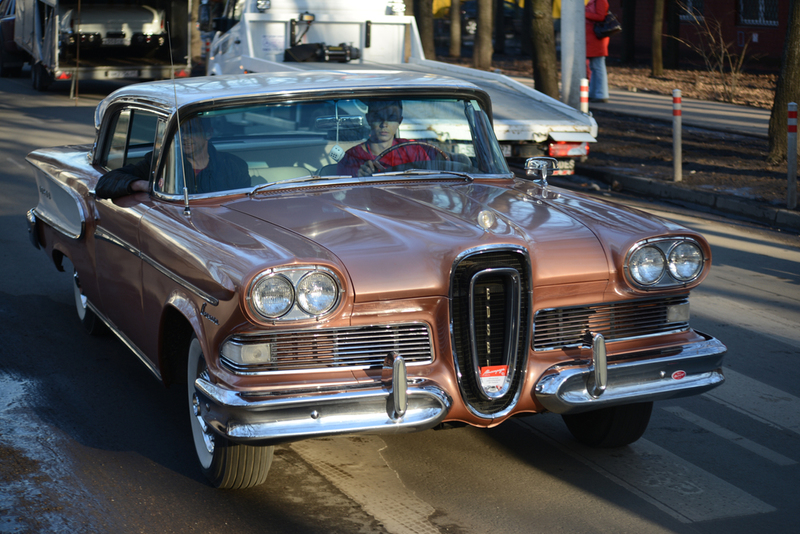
[[376, 141, 449, 171]]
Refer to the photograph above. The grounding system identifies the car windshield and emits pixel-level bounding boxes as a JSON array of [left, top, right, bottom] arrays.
[[156, 97, 510, 197]]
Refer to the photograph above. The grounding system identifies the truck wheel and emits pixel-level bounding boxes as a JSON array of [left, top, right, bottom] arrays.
[[31, 63, 51, 91], [562, 402, 653, 448], [73, 270, 105, 335], [187, 336, 274, 489]]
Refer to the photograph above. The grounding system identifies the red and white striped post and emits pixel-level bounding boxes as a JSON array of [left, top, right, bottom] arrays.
[[673, 89, 682, 182], [788, 102, 797, 210], [580, 78, 589, 114]]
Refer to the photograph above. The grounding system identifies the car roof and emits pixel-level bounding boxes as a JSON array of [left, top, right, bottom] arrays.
[[95, 70, 490, 129]]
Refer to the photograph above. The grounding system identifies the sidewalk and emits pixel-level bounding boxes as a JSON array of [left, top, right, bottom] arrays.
[[509, 76, 798, 233]]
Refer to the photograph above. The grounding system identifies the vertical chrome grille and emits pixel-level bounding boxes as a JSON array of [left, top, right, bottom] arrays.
[[451, 248, 531, 416]]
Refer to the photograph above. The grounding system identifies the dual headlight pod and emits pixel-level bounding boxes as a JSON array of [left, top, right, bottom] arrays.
[[247, 266, 341, 320], [626, 238, 705, 288]]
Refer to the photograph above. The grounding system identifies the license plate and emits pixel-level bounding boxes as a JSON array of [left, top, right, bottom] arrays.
[[106, 70, 138, 79], [103, 38, 131, 46]]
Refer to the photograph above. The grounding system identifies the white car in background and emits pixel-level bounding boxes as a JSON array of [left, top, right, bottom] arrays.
[[60, 3, 166, 50]]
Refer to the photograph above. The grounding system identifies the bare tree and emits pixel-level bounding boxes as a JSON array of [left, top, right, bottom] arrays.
[[450, 0, 462, 57], [768, 0, 800, 164], [416, 0, 435, 59], [529, 0, 559, 99], [474, 0, 493, 70], [651, 0, 665, 77]]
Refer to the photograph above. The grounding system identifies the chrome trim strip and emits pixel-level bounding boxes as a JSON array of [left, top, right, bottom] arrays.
[[93, 227, 219, 306], [590, 333, 607, 398], [193, 378, 452, 445], [534, 332, 726, 414], [141, 253, 219, 306], [30, 207, 83, 240], [87, 300, 162, 381]]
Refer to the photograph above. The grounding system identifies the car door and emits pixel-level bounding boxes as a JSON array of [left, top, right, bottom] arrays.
[[93, 107, 165, 363]]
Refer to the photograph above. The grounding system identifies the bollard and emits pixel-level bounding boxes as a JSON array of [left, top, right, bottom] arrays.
[[580, 78, 589, 114], [673, 89, 682, 182], [789, 102, 797, 210]]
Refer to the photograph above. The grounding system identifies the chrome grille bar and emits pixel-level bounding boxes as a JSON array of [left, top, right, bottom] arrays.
[[222, 323, 433, 374], [534, 296, 690, 351]]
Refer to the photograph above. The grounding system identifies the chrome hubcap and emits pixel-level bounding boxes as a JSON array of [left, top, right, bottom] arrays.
[[192, 368, 215, 456]]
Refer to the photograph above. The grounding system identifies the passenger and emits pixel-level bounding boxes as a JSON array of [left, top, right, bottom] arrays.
[[337, 101, 433, 177], [96, 116, 250, 199]]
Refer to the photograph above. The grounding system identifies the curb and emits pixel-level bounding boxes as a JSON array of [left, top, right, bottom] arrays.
[[574, 165, 800, 233]]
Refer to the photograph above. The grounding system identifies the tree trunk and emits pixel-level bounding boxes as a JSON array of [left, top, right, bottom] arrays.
[[450, 0, 462, 57], [768, 0, 800, 164], [651, 0, 665, 77], [474, 0, 493, 70], [621, 0, 637, 64], [494, 0, 506, 55], [529, 0, 559, 99], [416, 0, 435, 59]]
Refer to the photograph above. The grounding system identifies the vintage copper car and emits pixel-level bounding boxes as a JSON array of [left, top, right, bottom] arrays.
[[26, 71, 726, 489]]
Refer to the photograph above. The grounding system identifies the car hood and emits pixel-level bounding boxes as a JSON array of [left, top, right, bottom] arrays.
[[222, 180, 680, 302]]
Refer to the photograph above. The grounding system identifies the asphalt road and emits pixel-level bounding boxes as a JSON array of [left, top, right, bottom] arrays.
[[1, 75, 799, 534]]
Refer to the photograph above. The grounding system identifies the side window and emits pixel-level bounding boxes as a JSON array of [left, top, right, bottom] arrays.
[[225, 0, 245, 22], [103, 108, 161, 171]]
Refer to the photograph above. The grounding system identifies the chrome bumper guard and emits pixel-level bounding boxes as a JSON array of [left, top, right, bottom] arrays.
[[194, 354, 452, 445], [534, 332, 726, 414]]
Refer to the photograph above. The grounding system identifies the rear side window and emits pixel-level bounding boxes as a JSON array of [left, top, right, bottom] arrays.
[[104, 109, 162, 171]]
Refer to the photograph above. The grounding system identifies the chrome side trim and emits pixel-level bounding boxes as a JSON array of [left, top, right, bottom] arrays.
[[87, 300, 162, 381], [193, 378, 452, 445], [534, 332, 726, 414], [93, 227, 219, 306], [30, 207, 83, 240]]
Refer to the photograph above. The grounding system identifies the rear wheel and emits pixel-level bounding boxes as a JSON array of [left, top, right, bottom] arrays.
[[562, 402, 653, 448], [187, 336, 274, 489], [73, 270, 104, 335], [0, 43, 23, 78]]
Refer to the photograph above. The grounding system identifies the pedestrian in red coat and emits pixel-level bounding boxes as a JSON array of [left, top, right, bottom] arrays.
[[585, 0, 610, 102]]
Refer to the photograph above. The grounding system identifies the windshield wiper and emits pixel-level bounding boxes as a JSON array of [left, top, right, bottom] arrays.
[[375, 169, 475, 182], [249, 174, 339, 196]]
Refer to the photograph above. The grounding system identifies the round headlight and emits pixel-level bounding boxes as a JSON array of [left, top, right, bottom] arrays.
[[250, 274, 294, 318], [629, 245, 666, 286], [296, 271, 338, 315], [668, 241, 703, 281]]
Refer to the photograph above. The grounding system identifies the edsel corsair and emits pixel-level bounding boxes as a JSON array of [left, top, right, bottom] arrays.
[[26, 72, 726, 489]]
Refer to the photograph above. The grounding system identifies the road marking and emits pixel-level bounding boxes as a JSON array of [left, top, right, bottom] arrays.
[[662, 406, 796, 466], [518, 417, 775, 523], [292, 436, 439, 534], [5, 157, 26, 170], [704, 368, 800, 436]]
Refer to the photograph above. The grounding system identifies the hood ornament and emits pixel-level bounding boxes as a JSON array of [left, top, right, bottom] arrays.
[[524, 157, 559, 187]]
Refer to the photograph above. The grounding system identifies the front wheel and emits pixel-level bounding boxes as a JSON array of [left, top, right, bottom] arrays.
[[562, 402, 653, 448], [31, 62, 52, 91], [187, 336, 274, 489]]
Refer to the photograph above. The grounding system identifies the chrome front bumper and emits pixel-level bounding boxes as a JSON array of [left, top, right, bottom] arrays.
[[194, 355, 452, 445], [534, 332, 726, 414]]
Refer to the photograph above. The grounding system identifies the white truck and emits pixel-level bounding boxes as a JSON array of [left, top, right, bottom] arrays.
[[203, 0, 597, 173], [11, 0, 192, 91]]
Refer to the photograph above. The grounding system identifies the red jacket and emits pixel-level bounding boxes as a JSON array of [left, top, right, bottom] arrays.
[[337, 138, 431, 176], [585, 0, 610, 58]]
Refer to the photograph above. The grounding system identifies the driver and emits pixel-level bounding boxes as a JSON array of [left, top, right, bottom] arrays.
[[337, 100, 433, 177]]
